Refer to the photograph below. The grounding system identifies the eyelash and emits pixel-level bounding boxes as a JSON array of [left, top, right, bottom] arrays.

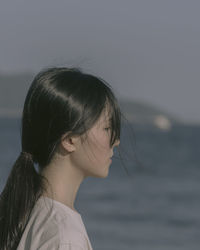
[[105, 127, 111, 131]]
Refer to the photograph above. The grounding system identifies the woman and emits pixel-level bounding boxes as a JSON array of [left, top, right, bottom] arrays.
[[0, 67, 121, 249]]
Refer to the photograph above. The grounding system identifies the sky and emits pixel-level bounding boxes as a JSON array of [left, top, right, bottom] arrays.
[[0, 0, 200, 123]]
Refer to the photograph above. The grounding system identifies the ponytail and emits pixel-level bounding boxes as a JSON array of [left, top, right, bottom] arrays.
[[0, 151, 46, 249]]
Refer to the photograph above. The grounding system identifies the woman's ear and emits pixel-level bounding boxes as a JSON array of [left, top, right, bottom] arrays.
[[60, 132, 81, 153]]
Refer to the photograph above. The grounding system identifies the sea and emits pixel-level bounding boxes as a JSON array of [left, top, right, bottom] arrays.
[[0, 117, 200, 250]]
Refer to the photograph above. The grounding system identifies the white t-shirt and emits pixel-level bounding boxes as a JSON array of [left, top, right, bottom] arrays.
[[16, 196, 93, 250]]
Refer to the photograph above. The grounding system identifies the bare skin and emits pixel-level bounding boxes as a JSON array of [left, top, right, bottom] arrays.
[[40, 109, 120, 213]]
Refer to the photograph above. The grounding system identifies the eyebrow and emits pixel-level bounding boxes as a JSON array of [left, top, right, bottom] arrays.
[[105, 118, 112, 124], [100, 117, 111, 125]]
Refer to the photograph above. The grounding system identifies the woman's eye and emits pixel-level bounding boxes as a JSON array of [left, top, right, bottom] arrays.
[[105, 127, 111, 131]]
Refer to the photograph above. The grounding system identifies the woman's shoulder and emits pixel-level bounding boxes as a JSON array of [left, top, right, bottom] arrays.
[[17, 196, 89, 249]]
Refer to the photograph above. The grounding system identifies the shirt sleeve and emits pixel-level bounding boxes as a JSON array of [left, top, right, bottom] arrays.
[[59, 243, 85, 250]]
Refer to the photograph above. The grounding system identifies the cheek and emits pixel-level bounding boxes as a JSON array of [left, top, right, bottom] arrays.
[[77, 140, 106, 168], [72, 140, 111, 178], [71, 128, 111, 175], [71, 139, 98, 168], [89, 133, 109, 156]]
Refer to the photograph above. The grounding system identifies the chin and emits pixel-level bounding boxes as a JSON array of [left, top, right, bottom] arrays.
[[97, 168, 110, 178], [84, 163, 110, 178], [88, 168, 109, 179]]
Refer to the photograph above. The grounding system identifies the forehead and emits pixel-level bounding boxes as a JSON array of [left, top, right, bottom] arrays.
[[98, 107, 111, 124], [85, 107, 112, 139]]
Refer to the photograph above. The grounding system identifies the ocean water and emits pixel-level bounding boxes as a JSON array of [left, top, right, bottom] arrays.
[[0, 118, 200, 250]]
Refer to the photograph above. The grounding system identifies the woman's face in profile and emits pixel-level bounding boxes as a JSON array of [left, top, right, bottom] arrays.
[[72, 109, 120, 178]]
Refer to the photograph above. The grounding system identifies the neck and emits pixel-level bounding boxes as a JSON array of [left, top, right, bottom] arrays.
[[39, 156, 85, 212]]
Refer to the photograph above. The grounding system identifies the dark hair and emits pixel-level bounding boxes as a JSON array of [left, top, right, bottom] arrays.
[[0, 67, 122, 249]]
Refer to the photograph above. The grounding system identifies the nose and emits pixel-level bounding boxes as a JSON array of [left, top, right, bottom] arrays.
[[114, 139, 120, 147]]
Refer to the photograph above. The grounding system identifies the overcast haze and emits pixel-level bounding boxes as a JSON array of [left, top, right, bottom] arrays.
[[0, 0, 200, 123]]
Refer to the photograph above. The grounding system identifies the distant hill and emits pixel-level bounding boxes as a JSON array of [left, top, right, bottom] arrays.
[[0, 73, 183, 130], [119, 98, 183, 129]]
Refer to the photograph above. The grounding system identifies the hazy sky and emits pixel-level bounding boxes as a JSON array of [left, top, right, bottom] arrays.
[[1, 0, 200, 123]]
